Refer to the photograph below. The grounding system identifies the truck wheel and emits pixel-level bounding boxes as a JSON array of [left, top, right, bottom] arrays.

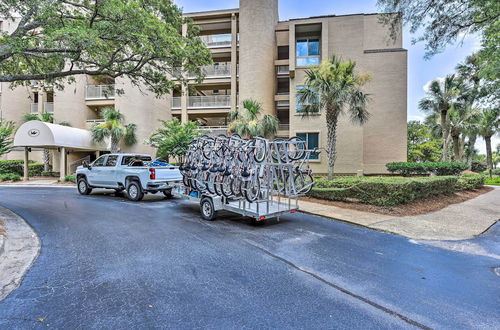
[[77, 178, 92, 195], [163, 189, 173, 199], [126, 181, 144, 201], [200, 197, 216, 221]]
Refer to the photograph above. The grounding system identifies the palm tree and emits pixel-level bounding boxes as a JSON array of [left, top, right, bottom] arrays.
[[23, 112, 55, 172], [477, 108, 500, 176], [90, 108, 137, 153], [227, 99, 279, 138], [419, 75, 461, 161], [297, 56, 370, 179], [447, 105, 480, 161]]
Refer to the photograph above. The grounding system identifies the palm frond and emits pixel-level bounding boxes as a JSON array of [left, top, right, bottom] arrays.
[[124, 123, 137, 145], [90, 124, 110, 143]]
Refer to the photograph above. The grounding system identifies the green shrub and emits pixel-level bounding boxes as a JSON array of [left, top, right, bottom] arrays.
[[456, 174, 485, 190], [0, 160, 46, 176], [484, 177, 500, 186], [63, 175, 76, 183], [386, 162, 467, 176], [309, 176, 458, 206], [481, 168, 500, 176], [0, 173, 21, 181], [471, 160, 487, 173], [42, 171, 60, 177]]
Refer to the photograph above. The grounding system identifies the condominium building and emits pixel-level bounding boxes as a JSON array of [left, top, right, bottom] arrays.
[[0, 0, 407, 177]]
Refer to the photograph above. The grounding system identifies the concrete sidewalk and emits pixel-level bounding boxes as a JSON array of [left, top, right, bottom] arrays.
[[300, 186, 500, 241]]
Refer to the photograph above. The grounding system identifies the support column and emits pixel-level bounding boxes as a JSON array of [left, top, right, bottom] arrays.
[[37, 91, 45, 114], [60, 147, 67, 181], [230, 13, 238, 111], [181, 23, 189, 124], [23, 147, 29, 181]]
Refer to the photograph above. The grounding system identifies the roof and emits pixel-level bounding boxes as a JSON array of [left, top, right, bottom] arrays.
[[14, 120, 108, 151]]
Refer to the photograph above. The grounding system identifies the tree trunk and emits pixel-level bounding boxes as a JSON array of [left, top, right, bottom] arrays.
[[458, 135, 466, 161], [452, 134, 460, 162], [326, 108, 339, 180], [43, 149, 51, 172], [111, 135, 120, 153], [485, 135, 493, 177], [440, 111, 449, 161], [466, 135, 476, 170]]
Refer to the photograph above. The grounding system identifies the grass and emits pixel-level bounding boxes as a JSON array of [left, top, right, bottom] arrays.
[[484, 177, 500, 186]]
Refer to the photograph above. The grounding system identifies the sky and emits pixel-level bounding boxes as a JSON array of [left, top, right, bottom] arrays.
[[175, 0, 497, 154]]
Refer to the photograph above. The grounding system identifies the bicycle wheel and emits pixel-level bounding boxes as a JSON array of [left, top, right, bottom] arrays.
[[231, 177, 242, 197], [294, 172, 314, 194], [243, 177, 260, 203], [195, 172, 207, 192], [288, 136, 306, 160], [221, 176, 233, 198], [250, 138, 267, 163], [206, 173, 216, 194]]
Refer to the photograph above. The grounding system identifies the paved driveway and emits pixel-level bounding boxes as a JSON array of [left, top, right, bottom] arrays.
[[0, 187, 498, 329]]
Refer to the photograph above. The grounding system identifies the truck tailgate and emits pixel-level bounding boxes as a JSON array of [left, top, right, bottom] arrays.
[[153, 167, 182, 181]]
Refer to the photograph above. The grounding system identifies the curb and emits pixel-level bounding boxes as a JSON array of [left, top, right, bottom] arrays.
[[0, 184, 75, 188], [0, 206, 41, 300]]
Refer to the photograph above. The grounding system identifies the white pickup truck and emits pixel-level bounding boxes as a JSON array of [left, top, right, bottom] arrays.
[[75, 153, 182, 201]]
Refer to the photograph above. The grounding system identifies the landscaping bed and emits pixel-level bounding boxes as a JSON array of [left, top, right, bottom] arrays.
[[303, 186, 493, 217]]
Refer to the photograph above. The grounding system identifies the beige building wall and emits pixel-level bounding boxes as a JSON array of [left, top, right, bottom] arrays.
[[238, 0, 278, 115], [287, 14, 407, 175]]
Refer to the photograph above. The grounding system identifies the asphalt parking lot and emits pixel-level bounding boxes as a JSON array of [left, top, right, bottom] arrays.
[[0, 186, 499, 329]]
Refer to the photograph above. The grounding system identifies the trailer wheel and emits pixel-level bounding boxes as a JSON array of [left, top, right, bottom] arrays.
[[200, 197, 216, 221]]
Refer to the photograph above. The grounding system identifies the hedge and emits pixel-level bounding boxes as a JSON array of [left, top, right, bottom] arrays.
[[0, 173, 21, 181], [0, 160, 45, 176], [63, 175, 76, 183], [309, 176, 459, 206], [482, 168, 500, 176], [386, 162, 467, 176], [456, 174, 485, 190]]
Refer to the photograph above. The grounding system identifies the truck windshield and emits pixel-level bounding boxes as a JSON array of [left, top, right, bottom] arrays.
[[121, 156, 152, 166]]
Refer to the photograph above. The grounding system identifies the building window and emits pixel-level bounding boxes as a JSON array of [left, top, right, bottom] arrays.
[[297, 132, 319, 160], [295, 86, 319, 113], [296, 38, 320, 66]]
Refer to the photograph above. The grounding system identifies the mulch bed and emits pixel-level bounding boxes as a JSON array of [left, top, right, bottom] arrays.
[[301, 186, 494, 217]]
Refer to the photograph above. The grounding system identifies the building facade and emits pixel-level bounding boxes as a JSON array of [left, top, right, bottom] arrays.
[[0, 0, 407, 175]]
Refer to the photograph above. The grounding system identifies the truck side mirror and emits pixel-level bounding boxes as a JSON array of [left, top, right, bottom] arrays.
[[83, 160, 91, 170]]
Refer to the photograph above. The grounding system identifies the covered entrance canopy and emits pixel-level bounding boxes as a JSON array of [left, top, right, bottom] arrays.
[[14, 120, 108, 180]]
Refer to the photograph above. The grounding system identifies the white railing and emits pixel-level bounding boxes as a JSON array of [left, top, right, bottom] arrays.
[[197, 126, 228, 130], [172, 64, 233, 80], [276, 100, 290, 107], [30, 103, 38, 114], [44, 102, 54, 113], [171, 97, 181, 109], [200, 34, 232, 48], [278, 124, 290, 131], [85, 84, 115, 100], [189, 95, 231, 109], [86, 119, 106, 125], [277, 65, 290, 75]]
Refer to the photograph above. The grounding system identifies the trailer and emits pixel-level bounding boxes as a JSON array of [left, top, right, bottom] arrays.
[[173, 184, 299, 223]]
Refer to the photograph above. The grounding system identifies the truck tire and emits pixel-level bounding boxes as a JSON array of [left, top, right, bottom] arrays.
[[126, 181, 144, 201], [163, 189, 173, 199], [77, 178, 92, 195], [200, 197, 216, 221]]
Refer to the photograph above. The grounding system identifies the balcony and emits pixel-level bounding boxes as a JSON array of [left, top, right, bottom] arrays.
[[85, 84, 115, 100], [85, 119, 106, 129], [172, 97, 181, 109], [30, 103, 38, 114], [171, 95, 232, 110], [200, 34, 232, 48], [277, 65, 290, 75], [172, 64, 233, 80], [197, 126, 229, 136], [276, 100, 290, 107], [189, 95, 231, 109], [278, 124, 290, 131], [44, 102, 54, 113]]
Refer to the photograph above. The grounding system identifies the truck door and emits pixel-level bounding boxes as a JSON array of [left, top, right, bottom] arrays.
[[87, 155, 107, 185], [101, 155, 119, 187]]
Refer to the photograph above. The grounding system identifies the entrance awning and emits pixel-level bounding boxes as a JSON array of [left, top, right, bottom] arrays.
[[14, 120, 107, 151]]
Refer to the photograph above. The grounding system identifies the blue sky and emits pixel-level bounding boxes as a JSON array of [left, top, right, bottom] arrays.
[[175, 0, 495, 154]]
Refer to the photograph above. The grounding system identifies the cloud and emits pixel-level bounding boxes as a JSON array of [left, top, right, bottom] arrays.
[[423, 77, 445, 93], [408, 114, 425, 122]]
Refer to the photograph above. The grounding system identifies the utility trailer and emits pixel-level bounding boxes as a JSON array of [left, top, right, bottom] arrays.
[[173, 185, 299, 223]]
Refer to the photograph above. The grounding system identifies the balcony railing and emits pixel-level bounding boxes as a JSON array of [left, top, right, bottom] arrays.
[[171, 95, 232, 109], [172, 97, 181, 109], [200, 34, 232, 48], [276, 100, 290, 107], [277, 65, 290, 75], [85, 84, 115, 100], [189, 95, 231, 109], [44, 102, 54, 113], [30, 103, 38, 114], [278, 124, 290, 131], [172, 64, 233, 80]]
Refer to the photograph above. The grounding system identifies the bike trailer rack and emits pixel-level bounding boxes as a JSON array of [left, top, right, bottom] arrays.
[[173, 184, 299, 222]]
